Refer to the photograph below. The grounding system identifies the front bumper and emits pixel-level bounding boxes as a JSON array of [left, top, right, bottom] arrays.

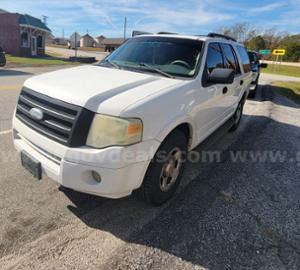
[[13, 117, 160, 198]]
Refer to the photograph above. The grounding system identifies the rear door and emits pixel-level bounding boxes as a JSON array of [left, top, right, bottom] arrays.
[[235, 45, 253, 100]]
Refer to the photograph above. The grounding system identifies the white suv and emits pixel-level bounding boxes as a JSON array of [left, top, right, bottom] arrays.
[[13, 33, 252, 205]]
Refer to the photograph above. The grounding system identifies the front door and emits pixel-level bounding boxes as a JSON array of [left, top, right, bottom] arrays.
[[192, 42, 229, 142], [31, 36, 37, 56]]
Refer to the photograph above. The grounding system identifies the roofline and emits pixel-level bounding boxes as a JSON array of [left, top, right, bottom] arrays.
[[20, 24, 51, 33]]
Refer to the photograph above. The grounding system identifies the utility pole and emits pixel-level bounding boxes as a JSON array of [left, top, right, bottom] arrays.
[[123, 17, 127, 41], [75, 32, 78, 58]]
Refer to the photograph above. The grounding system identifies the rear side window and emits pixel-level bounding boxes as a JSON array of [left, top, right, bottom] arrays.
[[248, 51, 259, 63], [237, 46, 251, 73], [206, 43, 223, 74], [221, 43, 240, 75]]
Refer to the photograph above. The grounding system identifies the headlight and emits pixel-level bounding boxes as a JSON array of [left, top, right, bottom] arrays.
[[86, 114, 143, 148]]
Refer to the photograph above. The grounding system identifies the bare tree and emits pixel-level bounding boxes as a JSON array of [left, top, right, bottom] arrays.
[[217, 23, 257, 43]]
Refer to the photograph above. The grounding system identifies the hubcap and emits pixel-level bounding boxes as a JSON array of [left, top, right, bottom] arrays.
[[159, 147, 183, 192]]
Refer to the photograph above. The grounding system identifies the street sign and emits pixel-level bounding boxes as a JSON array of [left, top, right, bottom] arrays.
[[272, 49, 286, 56], [259, 49, 271, 55]]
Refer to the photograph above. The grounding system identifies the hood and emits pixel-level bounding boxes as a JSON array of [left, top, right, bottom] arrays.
[[24, 65, 183, 116]]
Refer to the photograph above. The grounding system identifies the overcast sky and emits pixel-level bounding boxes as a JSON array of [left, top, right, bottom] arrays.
[[1, 0, 299, 38]]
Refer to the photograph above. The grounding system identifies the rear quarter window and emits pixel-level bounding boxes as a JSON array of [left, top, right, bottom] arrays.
[[237, 46, 251, 73]]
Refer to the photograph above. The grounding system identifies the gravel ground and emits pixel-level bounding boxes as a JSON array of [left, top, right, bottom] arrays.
[[0, 72, 299, 269]]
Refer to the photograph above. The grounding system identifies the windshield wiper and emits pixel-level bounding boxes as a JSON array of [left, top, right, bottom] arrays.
[[139, 63, 174, 78], [103, 59, 120, 69]]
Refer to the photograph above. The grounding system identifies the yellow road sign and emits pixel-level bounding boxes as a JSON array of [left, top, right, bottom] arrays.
[[272, 49, 286, 56]]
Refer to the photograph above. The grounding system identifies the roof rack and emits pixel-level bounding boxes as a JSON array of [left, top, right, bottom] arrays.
[[132, 30, 152, 37], [207, 32, 237, 42], [157, 32, 177, 35]]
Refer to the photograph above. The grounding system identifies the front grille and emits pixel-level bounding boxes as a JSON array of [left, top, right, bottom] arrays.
[[16, 87, 94, 147]]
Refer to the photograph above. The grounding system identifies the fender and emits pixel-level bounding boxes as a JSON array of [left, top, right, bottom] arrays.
[[154, 113, 196, 150]]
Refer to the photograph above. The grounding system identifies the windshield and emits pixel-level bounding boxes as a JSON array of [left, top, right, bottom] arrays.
[[99, 37, 203, 78]]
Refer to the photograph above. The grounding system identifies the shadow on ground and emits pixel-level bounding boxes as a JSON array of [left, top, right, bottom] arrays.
[[0, 69, 32, 76], [61, 85, 300, 269], [252, 84, 300, 108]]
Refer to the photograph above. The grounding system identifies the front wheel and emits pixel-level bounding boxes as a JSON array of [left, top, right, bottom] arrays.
[[136, 130, 188, 205]]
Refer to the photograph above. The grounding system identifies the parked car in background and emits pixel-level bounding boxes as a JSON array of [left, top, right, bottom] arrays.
[[0, 47, 6, 67], [13, 33, 252, 205], [247, 50, 267, 98]]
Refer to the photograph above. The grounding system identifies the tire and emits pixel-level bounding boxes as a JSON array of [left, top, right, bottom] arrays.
[[248, 74, 260, 99], [248, 85, 257, 98], [229, 100, 244, 132], [136, 130, 188, 205], [0, 57, 6, 67]]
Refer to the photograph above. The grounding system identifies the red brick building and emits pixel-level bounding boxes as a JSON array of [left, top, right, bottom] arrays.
[[0, 10, 51, 57]]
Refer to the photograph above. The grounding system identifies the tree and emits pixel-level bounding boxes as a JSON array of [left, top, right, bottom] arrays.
[[278, 34, 300, 61], [246, 36, 266, 51], [284, 42, 300, 62], [217, 23, 257, 43], [262, 27, 288, 50]]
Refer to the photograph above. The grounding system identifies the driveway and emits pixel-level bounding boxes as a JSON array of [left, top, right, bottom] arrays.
[[0, 69, 300, 269]]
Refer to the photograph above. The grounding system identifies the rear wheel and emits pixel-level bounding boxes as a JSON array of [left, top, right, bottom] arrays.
[[248, 75, 260, 99], [248, 85, 257, 98], [229, 100, 244, 132], [136, 130, 188, 205]]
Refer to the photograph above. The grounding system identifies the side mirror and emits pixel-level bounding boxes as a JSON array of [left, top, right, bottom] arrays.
[[259, 63, 268, 68], [208, 68, 235, 84]]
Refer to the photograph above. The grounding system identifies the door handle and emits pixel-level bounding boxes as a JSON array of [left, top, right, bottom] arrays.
[[240, 80, 244, 85], [222, 87, 228, 94]]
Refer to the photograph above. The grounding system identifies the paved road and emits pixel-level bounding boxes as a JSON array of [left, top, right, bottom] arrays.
[[46, 46, 108, 61], [264, 60, 300, 67], [261, 73, 300, 82], [0, 67, 300, 269]]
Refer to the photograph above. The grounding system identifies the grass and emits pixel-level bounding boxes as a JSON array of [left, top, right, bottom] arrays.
[[6, 54, 76, 66], [271, 81, 300, 104], [261, 64, 300, 78]]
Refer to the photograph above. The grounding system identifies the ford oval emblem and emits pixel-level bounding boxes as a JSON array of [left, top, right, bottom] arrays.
[[29, 108, 44, 120]]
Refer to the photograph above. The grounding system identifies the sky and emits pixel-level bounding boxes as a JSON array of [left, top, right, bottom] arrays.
[[1, 0, 299, 38]]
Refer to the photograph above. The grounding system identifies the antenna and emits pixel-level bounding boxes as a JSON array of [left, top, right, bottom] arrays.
[[42, 15, 48, 25]]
